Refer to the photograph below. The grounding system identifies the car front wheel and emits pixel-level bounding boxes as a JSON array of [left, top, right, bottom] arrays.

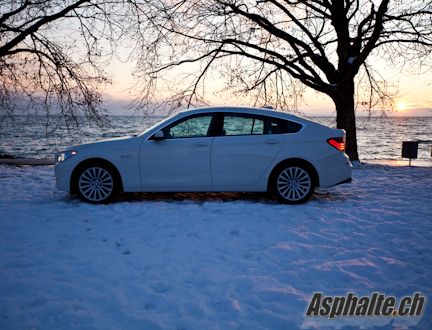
[[273, 165, 314, 204], [76, 165, 117, 203]]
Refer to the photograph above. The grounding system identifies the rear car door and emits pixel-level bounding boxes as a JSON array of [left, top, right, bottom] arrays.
[[211, 113, 284, 186]]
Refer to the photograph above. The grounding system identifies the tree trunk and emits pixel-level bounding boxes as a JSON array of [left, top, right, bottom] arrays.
[[332, 82, 360, 161]]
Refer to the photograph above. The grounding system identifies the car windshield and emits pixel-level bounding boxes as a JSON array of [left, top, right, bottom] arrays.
[[137, 112, 182, 137]]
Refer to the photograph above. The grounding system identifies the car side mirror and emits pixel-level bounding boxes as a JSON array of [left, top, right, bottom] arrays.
[[153, 130, 165, 140]]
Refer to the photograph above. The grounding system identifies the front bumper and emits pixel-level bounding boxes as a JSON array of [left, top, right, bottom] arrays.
[[54, 158, 79, 192]]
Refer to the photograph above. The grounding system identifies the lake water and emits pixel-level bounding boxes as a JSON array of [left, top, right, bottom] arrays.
[[1, 115, 431, 166]]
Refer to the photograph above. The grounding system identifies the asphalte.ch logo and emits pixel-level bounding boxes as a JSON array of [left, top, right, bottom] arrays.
[[301, 292, 426, 329]]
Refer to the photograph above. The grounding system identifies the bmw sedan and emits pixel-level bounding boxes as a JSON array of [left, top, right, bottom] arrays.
[[55, 107, 352, 204]]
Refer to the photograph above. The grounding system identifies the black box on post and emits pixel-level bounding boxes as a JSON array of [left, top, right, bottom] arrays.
[[402, 141, 418, 159]]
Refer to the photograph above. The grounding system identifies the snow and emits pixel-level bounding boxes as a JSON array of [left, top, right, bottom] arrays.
[[0, 164, 431, 330]]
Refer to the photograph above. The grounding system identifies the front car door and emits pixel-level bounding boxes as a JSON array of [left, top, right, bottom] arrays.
[[140, 114, 215, 188]]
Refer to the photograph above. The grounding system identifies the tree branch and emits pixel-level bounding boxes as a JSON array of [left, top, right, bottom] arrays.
[[0, 0, 90, 57]]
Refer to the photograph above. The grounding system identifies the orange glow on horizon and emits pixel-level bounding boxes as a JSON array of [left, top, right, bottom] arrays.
[[397, 103, 406, 111]]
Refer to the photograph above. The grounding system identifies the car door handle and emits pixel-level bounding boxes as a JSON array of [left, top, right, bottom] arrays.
[[194, 142, 209, 147], [265, 139, 279, 145]]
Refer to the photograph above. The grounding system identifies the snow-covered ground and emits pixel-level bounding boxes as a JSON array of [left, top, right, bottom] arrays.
[[0, 164, 431, 330]]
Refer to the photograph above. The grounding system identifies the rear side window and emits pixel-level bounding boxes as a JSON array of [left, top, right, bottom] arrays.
[[266, 117, 281, 134], [279, 119, 303, 133], [218, 113, 302, 136], [223, 115, 265, 136]]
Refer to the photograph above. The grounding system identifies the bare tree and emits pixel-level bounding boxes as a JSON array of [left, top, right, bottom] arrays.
[[0, 0, 141, 134], [130, 0, 432, 161]]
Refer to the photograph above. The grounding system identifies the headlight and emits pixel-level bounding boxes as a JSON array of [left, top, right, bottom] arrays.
[[56, 151, 77, 164]]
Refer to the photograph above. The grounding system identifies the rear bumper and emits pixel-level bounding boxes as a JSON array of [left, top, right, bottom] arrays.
[[315, 152, 352, 188], [334, 177, 352, 186]]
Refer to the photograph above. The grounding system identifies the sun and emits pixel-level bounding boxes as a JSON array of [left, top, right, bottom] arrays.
[[397, 103, 406, 111]]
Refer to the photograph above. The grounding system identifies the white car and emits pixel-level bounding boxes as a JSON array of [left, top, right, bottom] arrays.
[[55, 107, 352, 204]]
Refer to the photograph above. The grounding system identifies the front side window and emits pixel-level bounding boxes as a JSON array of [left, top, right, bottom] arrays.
[[165, 115, 213, 139]]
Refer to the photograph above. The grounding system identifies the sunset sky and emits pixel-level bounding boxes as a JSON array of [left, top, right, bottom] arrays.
[[105, 58, 432, 117]]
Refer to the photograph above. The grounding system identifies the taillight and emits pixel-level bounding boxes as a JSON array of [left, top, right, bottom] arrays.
[[327, 137, 345, 151]]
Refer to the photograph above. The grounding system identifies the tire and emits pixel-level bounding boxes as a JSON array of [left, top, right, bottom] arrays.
[[272, 165, 315, 204], [76, 164, 117, 203]]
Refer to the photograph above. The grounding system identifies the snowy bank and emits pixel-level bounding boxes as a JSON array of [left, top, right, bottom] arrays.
[[0, 164, 431, 329]]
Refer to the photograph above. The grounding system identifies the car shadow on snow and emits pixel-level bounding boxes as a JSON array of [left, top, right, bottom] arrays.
[[114, 191, 278, 204], [68, 189, 350, 205], [311, 188, 352, 204]]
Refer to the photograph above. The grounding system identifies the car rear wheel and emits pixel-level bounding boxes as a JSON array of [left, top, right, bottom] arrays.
[[76, 165, 117, 203], [273, 165, 314, 204]]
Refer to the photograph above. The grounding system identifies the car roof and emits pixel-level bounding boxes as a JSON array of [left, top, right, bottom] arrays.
[[177, 106, 307, 122]]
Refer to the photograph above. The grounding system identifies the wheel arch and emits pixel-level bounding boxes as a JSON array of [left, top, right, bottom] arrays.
[[268, 158, 319, 192], [70, 158, 123, 195]]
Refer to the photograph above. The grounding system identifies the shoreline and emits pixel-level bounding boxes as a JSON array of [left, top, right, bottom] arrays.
[[0, 158, 54, 166]]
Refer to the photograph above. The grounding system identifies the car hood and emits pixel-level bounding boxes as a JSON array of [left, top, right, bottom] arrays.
[[68, 135, 136, 150]]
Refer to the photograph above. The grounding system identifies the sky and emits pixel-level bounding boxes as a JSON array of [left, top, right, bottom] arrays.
[[4, 1, 432, 118], [34, 1, 432, 119], [104, 57, 432, 117]]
